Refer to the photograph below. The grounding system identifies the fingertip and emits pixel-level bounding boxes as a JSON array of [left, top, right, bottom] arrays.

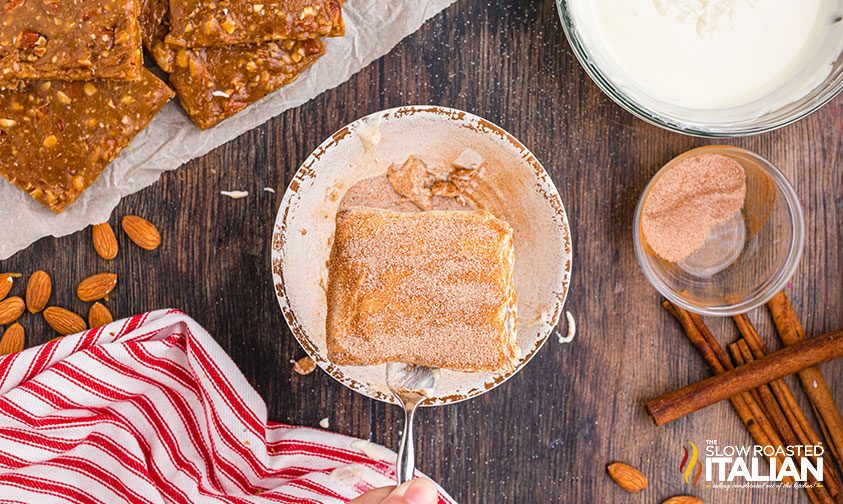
[[348, 486, 395, 504], [402, 478, 438, 503]]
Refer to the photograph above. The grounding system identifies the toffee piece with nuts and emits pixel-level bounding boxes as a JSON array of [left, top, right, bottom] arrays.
[[166, 0, 343, 48], [170, 39, 325, 129], [139, 0, 329, 128], [138, 0, 174, 71], [0, 69, 174, 212], [0, 0, 144, 86]]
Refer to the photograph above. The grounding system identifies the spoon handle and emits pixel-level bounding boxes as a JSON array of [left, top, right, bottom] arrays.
[[395, 400, 419, 484]]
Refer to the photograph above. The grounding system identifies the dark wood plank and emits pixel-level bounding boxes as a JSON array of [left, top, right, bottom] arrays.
[[1, 1, 840, 502]]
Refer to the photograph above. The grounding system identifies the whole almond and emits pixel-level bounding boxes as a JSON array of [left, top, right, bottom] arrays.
[[0, 273, 20, 301], [663, 497, 704, 504], [26, 270, 52, 313], [122, 215, 161, 251], [0, 296, 25, 325], [607, 462, 648, 493], [0, 323, 24, 355], [43, 307, 87, 335], [88, 302, 114, 328], [92, 222, 119, 260], [77, 273, 118, 302]]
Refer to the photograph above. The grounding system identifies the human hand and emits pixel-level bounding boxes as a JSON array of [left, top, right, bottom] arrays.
[[348, 478, 438, 504]]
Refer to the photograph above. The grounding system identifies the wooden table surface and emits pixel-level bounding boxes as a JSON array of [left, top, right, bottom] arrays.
[[3, 1, 842, 503]]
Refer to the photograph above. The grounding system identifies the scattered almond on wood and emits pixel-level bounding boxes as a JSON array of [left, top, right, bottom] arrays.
[[0, 323, 24, 356], [0, 273, 20, 301], [25, 270, 52, 314], [663, 497, 704, 504], [44, 307, 87, 336], [0, 213, 160, 353], [0, 296, 25, 325], [122, 215, 161, 251], [292, 356, 317, 375], [88, 302, 114, 328], [92, 222, 119, 260], [77, 273, 118, 302], [607, 462, 648, 493]]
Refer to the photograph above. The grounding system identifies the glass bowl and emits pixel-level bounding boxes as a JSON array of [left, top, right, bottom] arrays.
[[633, 146, 805, 316], [556, 0, 843, 137]]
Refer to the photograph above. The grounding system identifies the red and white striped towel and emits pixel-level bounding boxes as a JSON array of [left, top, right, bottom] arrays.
[[0, 309, 456, 504]]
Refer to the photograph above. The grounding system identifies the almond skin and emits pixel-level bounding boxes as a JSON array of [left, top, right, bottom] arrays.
[[0, 323, 24, 355], [92, 222, 119, 260], [26, 270, 52, 313], [663, 497, 704, 504], [122, 215, 161, 251], [77, 273, 118, 302], [43, 307, 87, 336], [88, 302, 114, 328], [607, 462, 648, 493], [0, 296, 25, 325], [0, 273, 19, 301]]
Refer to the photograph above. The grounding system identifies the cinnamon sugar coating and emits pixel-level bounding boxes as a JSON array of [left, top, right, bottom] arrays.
[[642, 153, 746, 263], [326, 208, 518, 373]]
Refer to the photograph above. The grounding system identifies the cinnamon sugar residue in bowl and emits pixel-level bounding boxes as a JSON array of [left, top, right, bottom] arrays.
[[641, 153, 746, 265], [340, 154, 481, 213]]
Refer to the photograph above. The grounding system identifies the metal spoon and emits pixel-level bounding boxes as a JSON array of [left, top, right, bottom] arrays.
[[386, 362, 440, 484]]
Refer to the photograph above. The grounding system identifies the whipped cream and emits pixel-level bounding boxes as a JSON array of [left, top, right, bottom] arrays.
[[569, 0, 843, 119], [652, 0, 747, 37]]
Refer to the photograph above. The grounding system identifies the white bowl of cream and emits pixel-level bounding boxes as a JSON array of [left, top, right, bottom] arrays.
[[559, 0, 843, 136]]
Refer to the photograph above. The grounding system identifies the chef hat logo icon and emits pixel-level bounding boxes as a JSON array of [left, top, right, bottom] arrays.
[[680, 440, 703, 486]]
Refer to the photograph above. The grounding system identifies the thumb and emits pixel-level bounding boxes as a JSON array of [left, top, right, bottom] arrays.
[[380, 478, 438, 504]]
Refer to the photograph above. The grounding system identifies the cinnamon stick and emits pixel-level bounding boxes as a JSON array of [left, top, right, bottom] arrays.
[[645, 329, 843, 426], [688, 312, 734, 371], [711, 338, 801, 491], [734, 313, 843, 500], [730, 341, 798, 446], [733, 315, 814, 443], [768, 291, 843, 470], [685, 311, 788, 446], [731, 340, 837, 503], [660, 302, 792, 484]]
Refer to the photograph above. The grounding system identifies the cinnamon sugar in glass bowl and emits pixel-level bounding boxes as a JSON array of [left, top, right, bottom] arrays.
[[633, 146, 805, 316]]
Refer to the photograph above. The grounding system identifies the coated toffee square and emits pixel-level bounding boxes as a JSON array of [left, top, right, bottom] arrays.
[[169, 39, 324, 129], [0, 69, 174, 213], [326, 208, 519, 373], [166, 0, 343, 48], [0, 0, 143, 86]]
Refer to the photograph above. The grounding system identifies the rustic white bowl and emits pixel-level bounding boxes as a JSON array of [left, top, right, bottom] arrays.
[[271, 105, 572, 405]]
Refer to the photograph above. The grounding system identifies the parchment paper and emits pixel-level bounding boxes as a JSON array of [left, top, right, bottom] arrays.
[[0, 0, 456, 260]]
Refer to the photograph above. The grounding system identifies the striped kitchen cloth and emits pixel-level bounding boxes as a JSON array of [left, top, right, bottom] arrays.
[[0, 309, 456, 504]]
